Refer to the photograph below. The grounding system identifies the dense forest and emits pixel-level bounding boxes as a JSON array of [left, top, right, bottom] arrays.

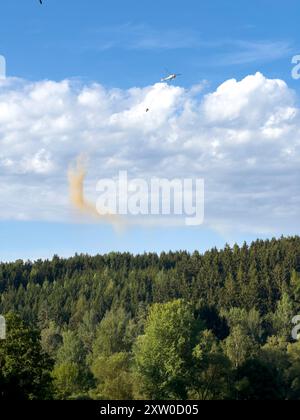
[[1, 236, 300, 400]]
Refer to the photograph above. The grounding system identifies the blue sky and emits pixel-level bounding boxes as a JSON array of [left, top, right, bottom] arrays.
[[1, 0, 299, 88], [0, 0, 300, 261]]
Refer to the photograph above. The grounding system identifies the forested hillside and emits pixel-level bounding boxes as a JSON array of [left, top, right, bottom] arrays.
[[1, 236, 300, 400]]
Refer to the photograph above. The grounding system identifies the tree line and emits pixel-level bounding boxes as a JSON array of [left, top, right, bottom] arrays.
[[1, 236, 300, 400]]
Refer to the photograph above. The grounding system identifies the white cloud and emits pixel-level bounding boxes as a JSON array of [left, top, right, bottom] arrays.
[[90, 24, 292, 65], [0, 72, 300, 236], [217, 40, 292, 65], [91, 23, 201, 51], [203, 73, 296, 124]]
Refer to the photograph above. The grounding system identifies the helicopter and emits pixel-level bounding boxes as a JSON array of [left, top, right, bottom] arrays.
[[160, 72, 182, 83]]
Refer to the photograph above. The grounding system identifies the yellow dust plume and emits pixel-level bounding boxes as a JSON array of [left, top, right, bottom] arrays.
[[68, 157, 122, 229]]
